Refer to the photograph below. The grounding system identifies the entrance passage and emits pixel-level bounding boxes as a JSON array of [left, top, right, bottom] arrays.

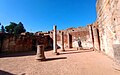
[[68, 33, 72, 48]]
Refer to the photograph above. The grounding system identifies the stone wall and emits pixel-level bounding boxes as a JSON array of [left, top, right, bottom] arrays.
[[0, 33, 4, 52], [96, 0, 120, 58], [49, 26, 93, 49], [0, 33, 52, 53]]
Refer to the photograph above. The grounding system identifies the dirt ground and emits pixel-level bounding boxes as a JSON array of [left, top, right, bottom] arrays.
[[0, 48, 120, 75]]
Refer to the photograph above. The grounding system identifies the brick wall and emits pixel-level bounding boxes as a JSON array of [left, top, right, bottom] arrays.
[[0, 33, 52, 53], [49, 26, 93, 49]]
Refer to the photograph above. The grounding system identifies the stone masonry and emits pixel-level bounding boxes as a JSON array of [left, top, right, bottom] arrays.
[[96, 0, 120, 59], [49, 26, 93, 49], [1, 0, 120, 65], [0, 33, 52, 53], [53, 25, 57, 53]]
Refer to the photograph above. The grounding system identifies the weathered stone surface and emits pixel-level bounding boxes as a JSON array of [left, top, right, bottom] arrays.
[[49, 26, 93, 49], [36, 45, 46, 61], [0, 34, 52, 53], [95, 0, 120, 70], [113, 44, 120, 61], [92, 25, 100, 51], [113, 44, 120, 70], [61, 32, 65, 51], [72, 40, 82, 49], [53, 25, 58, 54], [96, 0, 120, 58]]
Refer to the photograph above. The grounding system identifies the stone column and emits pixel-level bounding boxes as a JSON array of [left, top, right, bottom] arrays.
[[61, 32, 65, 51], [92, 26, 100, 51], [53, 25, 59, 55], [36, 45, 46, 61]]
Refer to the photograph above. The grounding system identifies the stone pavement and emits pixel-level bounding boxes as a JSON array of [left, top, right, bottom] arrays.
[[0, 48, 120, 75]]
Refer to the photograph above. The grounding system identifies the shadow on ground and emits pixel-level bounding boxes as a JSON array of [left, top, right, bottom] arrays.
[[60, 49, 93, 55], [37, 57, 67, 62], [46, 57, 67, 61], [0, 49, 93, 58], [0, 70, 15, 75], [0, 51, 36, 58]]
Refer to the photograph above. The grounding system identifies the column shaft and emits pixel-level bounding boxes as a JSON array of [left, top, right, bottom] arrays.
[[61, 32, 65, 51], [53, 26, 57, 53]]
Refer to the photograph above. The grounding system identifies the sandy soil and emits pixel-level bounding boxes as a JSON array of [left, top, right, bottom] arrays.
[[0, 48, 120, 75]]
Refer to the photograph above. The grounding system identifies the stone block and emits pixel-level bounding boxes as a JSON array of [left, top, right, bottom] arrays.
[[113, 44, 120, 70]]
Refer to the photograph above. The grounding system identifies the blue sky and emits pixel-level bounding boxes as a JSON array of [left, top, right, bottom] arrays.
[[0, 0, 97, 32]]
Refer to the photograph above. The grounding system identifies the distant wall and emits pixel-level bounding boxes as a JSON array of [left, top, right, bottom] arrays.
[[0, 33, 52, 53], [49, 26, 93, 49]]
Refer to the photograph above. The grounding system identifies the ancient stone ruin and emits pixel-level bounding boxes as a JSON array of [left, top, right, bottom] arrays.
[[36, 45, 46, 61], [0, 0, 120, 69], [0, 33, 53, 53], [49, 26, 93, 50], [95, 0, 120, 69]]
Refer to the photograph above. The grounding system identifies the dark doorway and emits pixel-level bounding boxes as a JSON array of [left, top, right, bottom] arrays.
[[69, 34, 72, 48], [97, 29, 101, 51], [32, 39, 37, 51]]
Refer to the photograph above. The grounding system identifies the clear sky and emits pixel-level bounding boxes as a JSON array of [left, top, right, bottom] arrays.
[[0, 0, 97, 32]]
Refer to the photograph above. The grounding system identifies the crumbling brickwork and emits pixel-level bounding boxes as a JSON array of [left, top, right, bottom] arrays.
[[49, 26, 93, 49], [0, 33, 52, 53]]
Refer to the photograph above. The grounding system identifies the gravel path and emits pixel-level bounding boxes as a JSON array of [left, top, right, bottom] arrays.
[[0, 49, 120, 75]]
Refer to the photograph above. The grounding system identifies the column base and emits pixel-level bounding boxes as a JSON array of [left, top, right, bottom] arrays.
[[76, 47, 82, 50], [36, 55, 46, 61], [54, 52, 60, 55], [62, 49, 65, 51]]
